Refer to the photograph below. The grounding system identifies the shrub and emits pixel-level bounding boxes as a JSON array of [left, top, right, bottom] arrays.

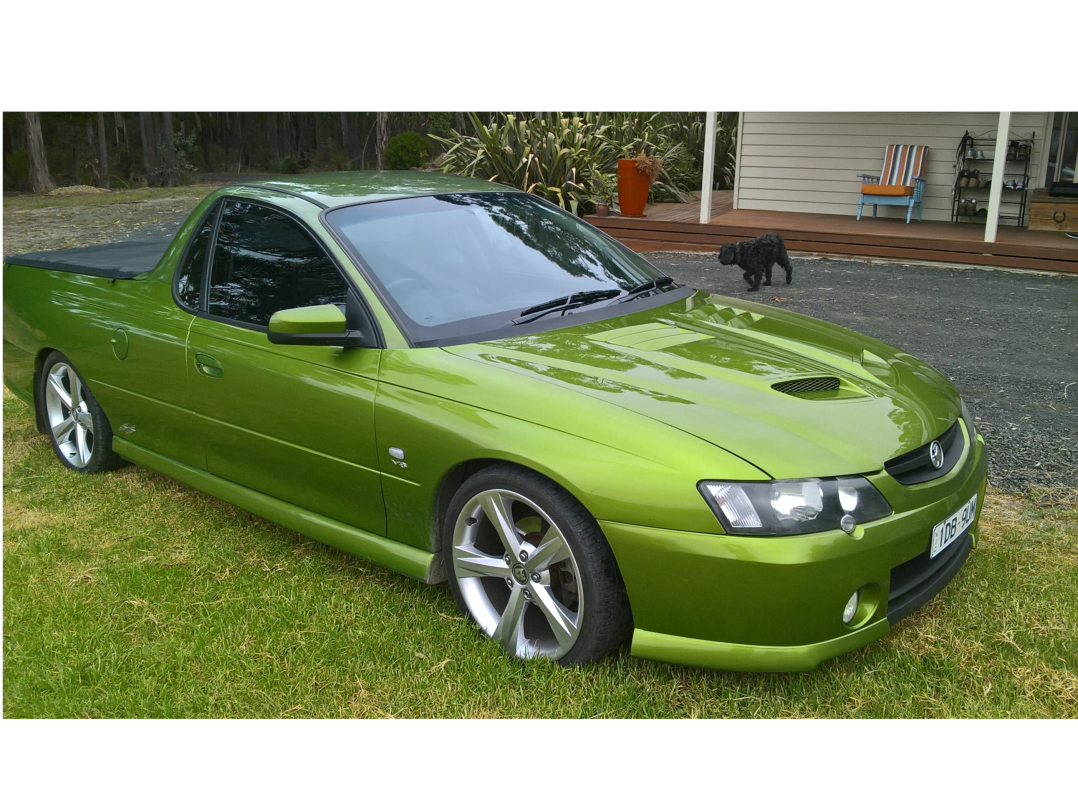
[[433, 112, 734, 211], [384, 132, 433, 170], [597, 112, 688, 202], [434, 113, 618, 214], [3, 147, 30, 192], [587, 173, 618, 204], [278, 154, 302, 174], [665, 112, 738, 190], [427, 112, 454, 140], [712, 116, 738, 190], [153, 123, 198, 185], [660, 143, 699, 192]]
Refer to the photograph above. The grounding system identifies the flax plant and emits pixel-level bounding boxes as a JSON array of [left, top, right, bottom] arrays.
[[434, 113, 616, 214]]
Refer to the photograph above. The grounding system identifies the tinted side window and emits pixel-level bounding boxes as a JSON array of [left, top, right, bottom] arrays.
[[207, 201, 347, 327], [176, 202, 219, 309]]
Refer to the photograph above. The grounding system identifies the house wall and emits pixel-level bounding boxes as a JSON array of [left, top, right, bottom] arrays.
[[733, 112, 1051, 224]]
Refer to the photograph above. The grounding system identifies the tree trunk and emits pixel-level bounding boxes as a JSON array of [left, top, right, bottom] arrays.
[[161, 111, 176, 186], [71, 129, 79, 185], [117, 113, 129, 153], [139, 112, 158, 187], [340, 112, 350, 167], [24, 112, 56, 191], [376, 112, 390, 171], [194, 111, 210, 171], [1, 119, 11, 170], [361, 114, 375, 169], [268, 112, 279, 165], [235, 113, 244, 172], [114, 113, 131, 181], [96, 112, 111, 189]]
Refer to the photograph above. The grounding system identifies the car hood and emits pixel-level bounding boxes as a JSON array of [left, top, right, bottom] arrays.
[[444, 291, 961, 479]]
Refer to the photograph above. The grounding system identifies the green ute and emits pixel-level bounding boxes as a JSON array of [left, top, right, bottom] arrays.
[[3, 172, 987, 672]]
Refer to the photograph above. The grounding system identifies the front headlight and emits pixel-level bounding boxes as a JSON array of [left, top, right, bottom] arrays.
[[698, 477, 892, 536]]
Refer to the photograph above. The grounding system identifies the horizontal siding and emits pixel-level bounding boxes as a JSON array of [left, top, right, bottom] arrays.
[[739, 188, 963, 206], [734, 197, 940, 219], [743, 112, 1039, 126], [739, 166, 958, 184], [734, 112, 1049, 223]]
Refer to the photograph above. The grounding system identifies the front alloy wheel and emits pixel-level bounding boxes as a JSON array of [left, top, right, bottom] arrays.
[[444, 465, 631, 665]]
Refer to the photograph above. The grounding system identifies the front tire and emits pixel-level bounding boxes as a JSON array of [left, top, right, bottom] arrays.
[[38, 351, 125, 474], [443, 465, 631, 665]]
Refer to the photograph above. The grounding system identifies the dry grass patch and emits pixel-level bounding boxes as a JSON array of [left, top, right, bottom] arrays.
[[2, 188, 215, 255], [3, 501, 65, 532]]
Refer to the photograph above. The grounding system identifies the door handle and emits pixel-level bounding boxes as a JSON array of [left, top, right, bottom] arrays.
[[194, 352, 223, 378]]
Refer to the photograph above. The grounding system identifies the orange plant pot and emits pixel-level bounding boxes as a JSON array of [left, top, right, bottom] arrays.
[[616, 158, 650, 217]]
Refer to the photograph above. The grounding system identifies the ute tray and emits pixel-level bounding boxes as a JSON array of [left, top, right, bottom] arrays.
[[5, 238, 173, 280]]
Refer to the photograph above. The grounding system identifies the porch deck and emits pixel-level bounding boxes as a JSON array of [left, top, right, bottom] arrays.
[[590, 193, 1078, 274]]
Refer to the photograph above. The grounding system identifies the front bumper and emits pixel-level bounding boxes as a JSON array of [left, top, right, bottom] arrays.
[[601, 429, 988, 672]]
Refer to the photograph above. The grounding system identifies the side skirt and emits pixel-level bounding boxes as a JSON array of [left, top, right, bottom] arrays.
[[113, 436, 441, 583]]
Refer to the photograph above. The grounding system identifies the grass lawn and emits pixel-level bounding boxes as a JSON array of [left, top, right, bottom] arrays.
[[3, 389, 1075, 718]]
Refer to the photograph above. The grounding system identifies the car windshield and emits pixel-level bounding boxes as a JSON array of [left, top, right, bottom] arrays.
[[325, 192, 679, 344]]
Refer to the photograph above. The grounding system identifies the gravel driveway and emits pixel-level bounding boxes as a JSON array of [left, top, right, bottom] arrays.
[[4, 197, 1075, 492], [648, 252, 1077, 492]]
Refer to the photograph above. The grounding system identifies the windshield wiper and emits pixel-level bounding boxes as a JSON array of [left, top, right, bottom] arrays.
[[612, 276, 677, 305], [511, 289, 623, 325]]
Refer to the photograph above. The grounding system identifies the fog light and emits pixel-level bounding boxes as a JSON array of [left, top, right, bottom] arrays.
[[840, 514, 857, 534], [842, 592, 860, 625]]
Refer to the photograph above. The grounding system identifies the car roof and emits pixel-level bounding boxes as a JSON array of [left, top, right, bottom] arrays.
[[228, 171, 513, 209]]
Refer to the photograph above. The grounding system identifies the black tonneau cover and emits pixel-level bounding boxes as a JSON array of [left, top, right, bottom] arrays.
[[5, 238, 173, 279]]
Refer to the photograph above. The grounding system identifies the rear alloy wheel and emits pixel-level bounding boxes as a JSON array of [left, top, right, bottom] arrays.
[[444, 465, 631, 665], [39, 352, 125, 474]]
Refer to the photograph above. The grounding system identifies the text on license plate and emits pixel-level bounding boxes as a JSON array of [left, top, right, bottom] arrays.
[[931, 492, 978, 559]]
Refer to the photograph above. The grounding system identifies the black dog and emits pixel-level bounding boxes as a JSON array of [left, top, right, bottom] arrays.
[[718, 232, 793, 292]]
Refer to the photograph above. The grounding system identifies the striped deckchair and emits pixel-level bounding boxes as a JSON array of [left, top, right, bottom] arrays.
[[857, 144, 929, 223]]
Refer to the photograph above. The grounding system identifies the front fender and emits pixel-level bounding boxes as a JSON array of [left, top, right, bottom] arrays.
[[373, 348, 763, 552]]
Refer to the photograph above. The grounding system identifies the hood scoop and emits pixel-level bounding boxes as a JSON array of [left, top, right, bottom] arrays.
[[772, 376, 867, 401]]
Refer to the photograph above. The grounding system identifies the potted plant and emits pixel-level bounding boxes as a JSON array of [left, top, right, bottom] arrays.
[[616, 149, 663, 217], [588, 173, 618, 217]]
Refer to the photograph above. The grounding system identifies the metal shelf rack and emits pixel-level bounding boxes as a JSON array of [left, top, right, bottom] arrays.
[[951, 131, 1035, 227]]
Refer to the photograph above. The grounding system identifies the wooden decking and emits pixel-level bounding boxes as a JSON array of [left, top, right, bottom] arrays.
[[589, 201, 1078, 274], [634, 191, 734, 223]]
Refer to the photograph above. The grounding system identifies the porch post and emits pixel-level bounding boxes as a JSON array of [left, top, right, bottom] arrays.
[[700, 111, 717, 225], [984, 111, 1011, 243]]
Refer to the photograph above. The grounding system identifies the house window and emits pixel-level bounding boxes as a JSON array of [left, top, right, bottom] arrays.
[[1045, 112, 1077, 186]]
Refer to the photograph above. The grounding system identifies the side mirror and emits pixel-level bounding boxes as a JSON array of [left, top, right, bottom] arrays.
[[267, 304, 368, 348]]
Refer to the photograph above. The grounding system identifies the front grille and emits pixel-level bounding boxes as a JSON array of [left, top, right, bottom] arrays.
[[772, 376, 841, 398], [887, 530, 972, 623], [885, 420, 964, 485]]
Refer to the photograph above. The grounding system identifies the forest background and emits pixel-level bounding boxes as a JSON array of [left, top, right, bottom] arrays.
[[2, 112, 741, 215]]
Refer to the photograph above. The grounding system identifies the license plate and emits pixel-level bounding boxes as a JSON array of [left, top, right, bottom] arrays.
[[931, 493, 978, 559]]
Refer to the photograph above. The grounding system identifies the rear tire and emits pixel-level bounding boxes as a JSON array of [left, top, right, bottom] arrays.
[[38, 351, 125, 474], [443, 464, 632, 666]]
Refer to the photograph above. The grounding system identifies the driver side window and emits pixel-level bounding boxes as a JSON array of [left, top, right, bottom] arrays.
[[207, 200, 348, 328]]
